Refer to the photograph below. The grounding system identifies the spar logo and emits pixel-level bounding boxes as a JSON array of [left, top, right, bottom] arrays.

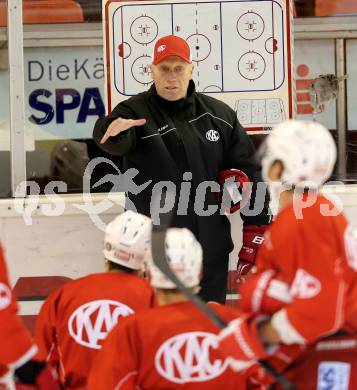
[[155, 331, 229, 383], [68, 299, 134, 349], [0, 282, 11, 310], [206, 129, 220, 142]]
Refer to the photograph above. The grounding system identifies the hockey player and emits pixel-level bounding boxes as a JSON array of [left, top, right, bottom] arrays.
[[34, 211, 156, 389], [0, 244, 59, 389], [218, 120, 357, 389], [87, 227, 249, 389], [0, 243, 36, 372]]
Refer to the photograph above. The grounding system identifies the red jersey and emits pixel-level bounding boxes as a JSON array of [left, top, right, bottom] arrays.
[[88, 301, 247, 390], [0, 245, 36, 368], [34, 272, 156, 389], [241, 195, 357, 344]]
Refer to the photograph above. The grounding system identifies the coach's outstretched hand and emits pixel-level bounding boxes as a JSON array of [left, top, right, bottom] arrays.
[[100, 117, 146, 144]]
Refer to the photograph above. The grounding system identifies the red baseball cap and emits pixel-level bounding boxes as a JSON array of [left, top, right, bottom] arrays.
[[152, 35, 192, 65]]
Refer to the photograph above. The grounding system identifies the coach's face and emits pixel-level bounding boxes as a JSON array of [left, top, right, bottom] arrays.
[[150, 56, 194, 101]]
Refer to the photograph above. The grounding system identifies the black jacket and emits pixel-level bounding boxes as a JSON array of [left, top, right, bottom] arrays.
[[93, 81, 270, 256]]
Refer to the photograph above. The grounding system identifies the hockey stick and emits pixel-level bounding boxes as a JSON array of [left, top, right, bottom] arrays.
[[151, 198, 296, 390]]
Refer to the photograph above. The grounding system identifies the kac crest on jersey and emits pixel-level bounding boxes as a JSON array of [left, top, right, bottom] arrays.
[[68, 299, 134, 349], [155, 331, 229, 383]]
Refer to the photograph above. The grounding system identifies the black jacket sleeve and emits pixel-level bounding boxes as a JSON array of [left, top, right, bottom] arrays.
[[92, 101, 139, 156], [225, 116, 271, 226]]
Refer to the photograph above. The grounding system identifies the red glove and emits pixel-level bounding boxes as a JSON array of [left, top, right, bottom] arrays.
[[237, 225, 268, 276], [218, 314, 268, 362], [247, 343, 305, 388], [15, 363, 60, 390], [217, 169, 252, 213], [239, 270, 292, 315]]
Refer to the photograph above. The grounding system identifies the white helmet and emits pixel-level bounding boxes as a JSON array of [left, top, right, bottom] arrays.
[[262, 120, 336, 188], [149, 228, 203, 289], [103, 210, 152, 270]]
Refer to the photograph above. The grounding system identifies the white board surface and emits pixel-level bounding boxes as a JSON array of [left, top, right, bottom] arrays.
[[104, 0, 294, 132]]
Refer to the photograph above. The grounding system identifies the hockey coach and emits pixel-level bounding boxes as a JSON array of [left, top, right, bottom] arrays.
[[93, 34, 270, 303]]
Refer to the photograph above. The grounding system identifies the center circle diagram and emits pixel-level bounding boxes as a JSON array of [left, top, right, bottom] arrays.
[[238, 51, 266, 80], [130, 16, 158, 45], [202, 85, 222, 93], [131, 55, 153, 85], [237, 12, 265, 41], [186, 34, 211, 62]]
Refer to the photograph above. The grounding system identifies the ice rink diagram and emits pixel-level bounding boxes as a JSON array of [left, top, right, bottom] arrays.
[[106, 0, 293, 130], [235, 98, 286, 125]]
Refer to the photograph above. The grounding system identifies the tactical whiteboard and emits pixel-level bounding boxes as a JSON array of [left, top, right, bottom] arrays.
[[104, 0, 294, 132]]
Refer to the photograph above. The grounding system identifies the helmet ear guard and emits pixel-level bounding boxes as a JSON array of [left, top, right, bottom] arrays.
[[103, 210, 152, 270]]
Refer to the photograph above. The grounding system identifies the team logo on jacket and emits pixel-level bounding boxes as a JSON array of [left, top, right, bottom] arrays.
[[68, 299, 134, 349], [317, 362, 351, 390], [290, 269, 321, 299], [155, 331, 228, 383], [0, 282, 11, 310], [205, 129, 220, 142]]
